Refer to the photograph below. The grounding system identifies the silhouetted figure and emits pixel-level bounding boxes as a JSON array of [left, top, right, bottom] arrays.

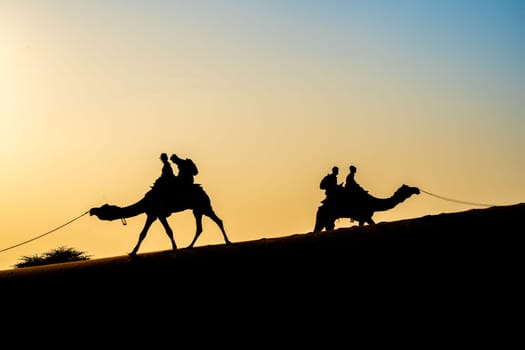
[[313, 164, 421, 231], [170, 153, 198, 186], [344, 165, 367, 197], [160, 152, 175, 178], [90, 170, 231, 256], [152, 152, 176, 191], [313, 183, 420, 232], [320, 166, 341, 203]]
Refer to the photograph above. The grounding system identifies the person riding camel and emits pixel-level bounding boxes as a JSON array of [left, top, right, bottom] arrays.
[[320, 166, 342, 204], [160, 152, 175, 178], [344, 165, 368, 200], [170, 153, 198, 187], [152, 152, 176, 192]]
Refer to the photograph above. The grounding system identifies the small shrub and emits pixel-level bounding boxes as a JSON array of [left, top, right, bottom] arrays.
[[15, 246, 91, 268]]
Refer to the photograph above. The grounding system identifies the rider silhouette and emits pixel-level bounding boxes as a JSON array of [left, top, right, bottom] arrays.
[[152, 153, 176, 191], [170, 153, 198, 186], [344, 165, 367, 198], [160, 153, 175, 178], [320, 166, 341, 204]]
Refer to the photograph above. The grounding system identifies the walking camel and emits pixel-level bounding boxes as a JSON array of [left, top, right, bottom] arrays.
[[313, 184, 420, 232], [90, 182, 232, 256]]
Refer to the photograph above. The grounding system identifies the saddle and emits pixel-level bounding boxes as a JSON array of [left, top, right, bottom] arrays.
[[150, 176, 196, 200], [322, 185, 368, 208]]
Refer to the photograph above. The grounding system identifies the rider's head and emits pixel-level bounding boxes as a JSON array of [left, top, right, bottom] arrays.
[[332, 166, 339, 174], [349, 165, 356, 173], [160, 153, 168, 162]]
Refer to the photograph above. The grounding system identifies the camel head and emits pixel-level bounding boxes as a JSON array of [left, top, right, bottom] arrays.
[[89, 204, 123, 221], [395, 184, 420, 201]]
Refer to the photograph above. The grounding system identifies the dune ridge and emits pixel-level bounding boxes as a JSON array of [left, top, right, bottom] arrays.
[[2, 203, 521, 282], [1, 203, 522, 325]]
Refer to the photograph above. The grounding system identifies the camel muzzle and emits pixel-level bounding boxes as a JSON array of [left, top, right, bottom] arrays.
[[89, 204, 122, 221]]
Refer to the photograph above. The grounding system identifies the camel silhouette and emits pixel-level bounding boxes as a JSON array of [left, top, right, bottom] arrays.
[[313, 184, 420, 232], [90, 183, 231, 256]]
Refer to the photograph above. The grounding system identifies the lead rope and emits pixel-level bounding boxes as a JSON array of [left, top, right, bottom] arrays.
[[420, 189, 498, 207], [0, 210, 90, 254]]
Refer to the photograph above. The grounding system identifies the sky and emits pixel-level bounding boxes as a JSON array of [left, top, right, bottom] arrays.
[[1, 0, 524, 270]]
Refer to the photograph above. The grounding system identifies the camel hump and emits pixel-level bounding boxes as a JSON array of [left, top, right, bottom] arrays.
[[172, 182, 204, 197]]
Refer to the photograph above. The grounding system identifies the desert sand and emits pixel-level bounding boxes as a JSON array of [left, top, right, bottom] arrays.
[[1, 203, 522, 340]]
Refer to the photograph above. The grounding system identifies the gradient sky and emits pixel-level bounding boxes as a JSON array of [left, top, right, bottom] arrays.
[[1, 0, 524, 270]]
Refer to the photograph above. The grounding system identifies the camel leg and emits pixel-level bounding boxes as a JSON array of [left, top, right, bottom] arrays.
[[205, 209, 231, 245], [129, 215, 156, 257], [187, 211, 204, 248], [158, 216, 177, 251], [313, 209, 325, 233]]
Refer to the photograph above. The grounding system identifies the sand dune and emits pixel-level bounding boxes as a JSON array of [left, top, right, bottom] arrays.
[[3, 203, 521, 287], [2, 203, 522, 337]]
